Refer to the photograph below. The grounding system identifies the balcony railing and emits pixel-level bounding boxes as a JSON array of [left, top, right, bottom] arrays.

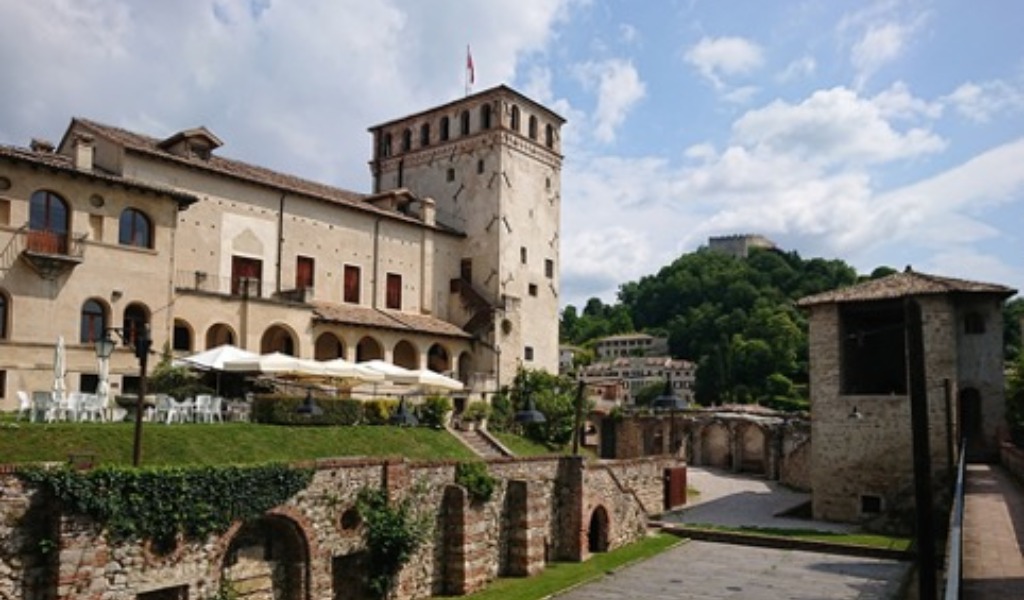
[[18, 227, 86, 279], [174, 270, 313, 303]]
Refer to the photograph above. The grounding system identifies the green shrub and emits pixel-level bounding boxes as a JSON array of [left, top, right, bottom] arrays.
[[148, 362, 213, 400], [417, 395, 452, 428], [454, 461, 496, 503], [362, 399, 398, 425], [251, 395, 363, 426], [357, 487, 431, 598], [461, 401, 491, 423]]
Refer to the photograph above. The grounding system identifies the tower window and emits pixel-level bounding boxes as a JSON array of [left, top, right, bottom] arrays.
[[381, 133, 392, 158], [545, 259, 554, 278], [477, 159, 485, 174], [964, 312, 985, 335], [440, 117, 450, 141], [545, 123, 554, 148], [481, 104, 492, 129], [524, 346, 534, 361], [460, 110, 471, 136], [528, 283, 538, 297], [528, 116, 538, 140], [520, 247, 527, 264], [510, 105, 520, 132], [446, 168, 455, 182], [401, 129, 412, 152], [420, 123, 430, 147]]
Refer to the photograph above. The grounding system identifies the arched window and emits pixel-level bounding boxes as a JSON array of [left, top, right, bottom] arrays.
[[528, 116, 538, 140], [460, 110, 471, 136], [420, 123, 430, 147], [510, 105, 521, 132], [381, 133, 392, 157], [29, 190, 69, 254], [440, 117, 450, 141], [545, 124, 554, 148], [401, 128, 412, 152], [123, 303, 149, 347], [481, 104, 492, 130], [119, 208, 152, 248], [80, 299, 106, 343], [0, 289, 8, 340], [173, 319, 192, 352]]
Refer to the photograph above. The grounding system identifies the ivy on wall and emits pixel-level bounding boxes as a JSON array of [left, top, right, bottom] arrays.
[[356, 487, 432, 598], [18, 463, 313, 546]]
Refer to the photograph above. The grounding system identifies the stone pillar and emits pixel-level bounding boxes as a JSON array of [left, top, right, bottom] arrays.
[[554, 456, 585, 562], [383, 460, 409, 502], [441, 485, 489, 595], [505, 480, 546, 576]]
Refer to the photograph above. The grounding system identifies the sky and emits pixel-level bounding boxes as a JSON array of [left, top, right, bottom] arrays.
[[1, 0, 1023, 309]]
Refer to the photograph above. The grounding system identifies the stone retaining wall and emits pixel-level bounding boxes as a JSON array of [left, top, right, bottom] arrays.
[[0, 454, 682, 600]]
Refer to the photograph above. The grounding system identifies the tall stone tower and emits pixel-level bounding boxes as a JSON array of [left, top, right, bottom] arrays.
[[369, 86, 564, 389]]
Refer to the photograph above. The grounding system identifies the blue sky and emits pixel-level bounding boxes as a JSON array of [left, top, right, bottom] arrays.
[[1, 0, 1022, 309]]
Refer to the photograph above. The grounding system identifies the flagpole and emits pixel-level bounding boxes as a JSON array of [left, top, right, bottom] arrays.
[[465, 45, 470, 97]]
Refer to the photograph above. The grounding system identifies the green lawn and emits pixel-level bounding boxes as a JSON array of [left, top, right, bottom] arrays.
[[682, 523, 912, 551], [459, 533, 682, 600], [0, 420, 477, 466]]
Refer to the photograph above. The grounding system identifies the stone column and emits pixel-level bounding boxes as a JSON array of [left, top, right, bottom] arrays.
[[505, 480, 546, 576]]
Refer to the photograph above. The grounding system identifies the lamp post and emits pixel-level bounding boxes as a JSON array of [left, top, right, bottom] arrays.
[[95, 324, 151, 467], [295, 388, 324, 417], [513, 381, 546, 425], [390, 395, 418, 427]]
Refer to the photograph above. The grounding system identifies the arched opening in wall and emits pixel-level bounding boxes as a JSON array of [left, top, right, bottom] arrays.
[[314, 332, 345, 360], [739, 424, 766, 474], [393, 340, 418, 369], [222, 515, 310, 600], [457, 351, 472, 384], [959, 387, 985, 461], [206, 323, 236, 349], [123, 302, 150, 347], [261, 325, 296, 355], [356, 336, 383, 362], [427, 343, 450, 372], [587, 506, 610, 553], [702, 422, 731, 469], [172, 319, 193, 352]]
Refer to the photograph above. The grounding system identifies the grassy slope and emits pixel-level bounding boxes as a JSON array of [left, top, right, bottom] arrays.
[[0, 421, 477, 466]]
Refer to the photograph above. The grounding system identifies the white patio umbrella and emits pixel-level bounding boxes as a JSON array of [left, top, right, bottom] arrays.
[[176, 344, 260, 371], [320, 357, 386, 386], [95, 350, 111, 415], [357, 359, 422, 385], [222, 352, 330, 379], [52, 335, 67, 405], [410, 369, 464, 392]]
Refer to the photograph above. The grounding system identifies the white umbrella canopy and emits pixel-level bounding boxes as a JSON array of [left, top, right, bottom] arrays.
[[176, 344, 260, 371], [411, 369, 464, 392], [52, 335, 67, 403], [222, 352, 330, 379], [357, 360, 422, 385], [320, 358, 386, 383]]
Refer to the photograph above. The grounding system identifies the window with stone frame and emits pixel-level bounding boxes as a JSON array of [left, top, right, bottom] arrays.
[[296, 255, 314, 290], [510, 105, 521, 132], [386, 272, 402, 310], [80, 298, 105, 344], [840, 301, 907, 395], [440, 116, 450, 141], [420, 122, 431, 147], [118, 207, 152, 248], [460, 110, 471, 136]]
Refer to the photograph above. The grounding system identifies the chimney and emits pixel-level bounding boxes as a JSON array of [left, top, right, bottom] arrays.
[[421, 196, 436, 226], [73, 134, 95, 172], [30, 138, 55, 153]]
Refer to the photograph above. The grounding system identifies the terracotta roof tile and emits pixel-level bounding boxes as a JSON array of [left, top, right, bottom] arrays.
[[797, 269, 1016, 307], [311, 302, 472, 339], [0, 143, 198, 206]]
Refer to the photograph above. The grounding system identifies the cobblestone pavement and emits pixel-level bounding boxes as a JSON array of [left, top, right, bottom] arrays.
[[554, 540, 908, 600], [962, 464, 1024, 599]]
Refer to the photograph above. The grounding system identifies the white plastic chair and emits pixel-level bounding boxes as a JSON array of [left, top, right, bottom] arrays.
[[78, 394, 105, 422], [166, 397, 193, 424], [209, 396, 224, 423], [16, 391, 32, 421], [33, 391, 55, 422], [194, 394, 212, 423], [58, 391, 83, 422]]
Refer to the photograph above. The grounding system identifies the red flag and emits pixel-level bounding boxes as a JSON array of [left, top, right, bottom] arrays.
[[466, 45, 475, 84]]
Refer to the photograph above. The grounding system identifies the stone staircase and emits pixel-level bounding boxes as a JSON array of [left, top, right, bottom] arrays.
[[451, 426, 513, 459]]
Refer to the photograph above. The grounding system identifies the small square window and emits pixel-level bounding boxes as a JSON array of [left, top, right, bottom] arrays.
[[524, 346, 534, 361], [545, 259, 554, 278], [528, 283, 538, 297], [446, 168, 455, 182], [520, 247, 527, 264], [477, 159, 485, 174], [860, 494, 882, 514]]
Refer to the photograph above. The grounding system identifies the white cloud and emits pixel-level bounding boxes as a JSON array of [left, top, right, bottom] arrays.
[[778, 56, 816, 82], [840, 4, 928, 90], [684, 36, 764, 89], [732, 86, 945, 167], [619, 23, 638, 44], [572, 59, 646, 143], [871, 81, 942, 121], [944, 80, 1024, 123]]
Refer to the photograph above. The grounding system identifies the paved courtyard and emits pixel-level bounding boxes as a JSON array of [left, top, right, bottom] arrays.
[[557, 468, 910, 599], [555, 540, 908, 600]]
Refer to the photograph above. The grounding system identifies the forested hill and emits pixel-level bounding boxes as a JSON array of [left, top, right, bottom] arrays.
[[560, 247, 896, 405]]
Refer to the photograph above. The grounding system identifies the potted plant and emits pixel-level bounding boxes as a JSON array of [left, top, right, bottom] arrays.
[[459, 401, 491, 431]]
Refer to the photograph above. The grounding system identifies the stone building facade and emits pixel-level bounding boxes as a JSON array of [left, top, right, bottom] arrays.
[[580, 356, 696, 406], [797, 268, 1015, 523], [0, 85, 562, 409], [0, 454, 677, 600]]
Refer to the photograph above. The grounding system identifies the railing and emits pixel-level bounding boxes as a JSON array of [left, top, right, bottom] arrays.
[[174, 270, 274, 299], [22, 228, 86, 258], [944, 443, 967, 600]]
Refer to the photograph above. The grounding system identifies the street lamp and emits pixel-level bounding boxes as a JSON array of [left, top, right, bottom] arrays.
[[95, 324, 152, 467], [295, 389, 324, 417], [513, 382, 546, 424], [652, 376, 687, 456], [390, 395, 419, 427]]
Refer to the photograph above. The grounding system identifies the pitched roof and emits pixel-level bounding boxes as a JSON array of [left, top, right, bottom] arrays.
[[796, 268, 1016, 307], [0, 143, 198, 207], [311, 302, 472, 339], [65, 118, 459, 233]]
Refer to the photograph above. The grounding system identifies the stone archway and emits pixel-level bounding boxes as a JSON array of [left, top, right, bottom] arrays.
[[427, 343, 450, 372], [392, 340, 418, 369], [587, 505, 610, 553], [739, 423, 766, 474], [356, 336, 383, 362], [702, 422, 731, 468], [314, 332, 345, 360], [221, 514, 310, 600], [206, 323, 236, 348], [261, 325, 297, 355]]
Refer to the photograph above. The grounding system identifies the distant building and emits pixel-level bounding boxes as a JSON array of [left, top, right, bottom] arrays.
[[579, 356, 695, 405], [708, 234, 776, 259], [558, 345, 582, 374], [593, 333, 668, 360]]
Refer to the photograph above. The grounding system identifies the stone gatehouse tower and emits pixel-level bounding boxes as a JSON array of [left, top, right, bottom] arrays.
[[369, 86, 564, 389], [798, 268, 1015, 523]]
